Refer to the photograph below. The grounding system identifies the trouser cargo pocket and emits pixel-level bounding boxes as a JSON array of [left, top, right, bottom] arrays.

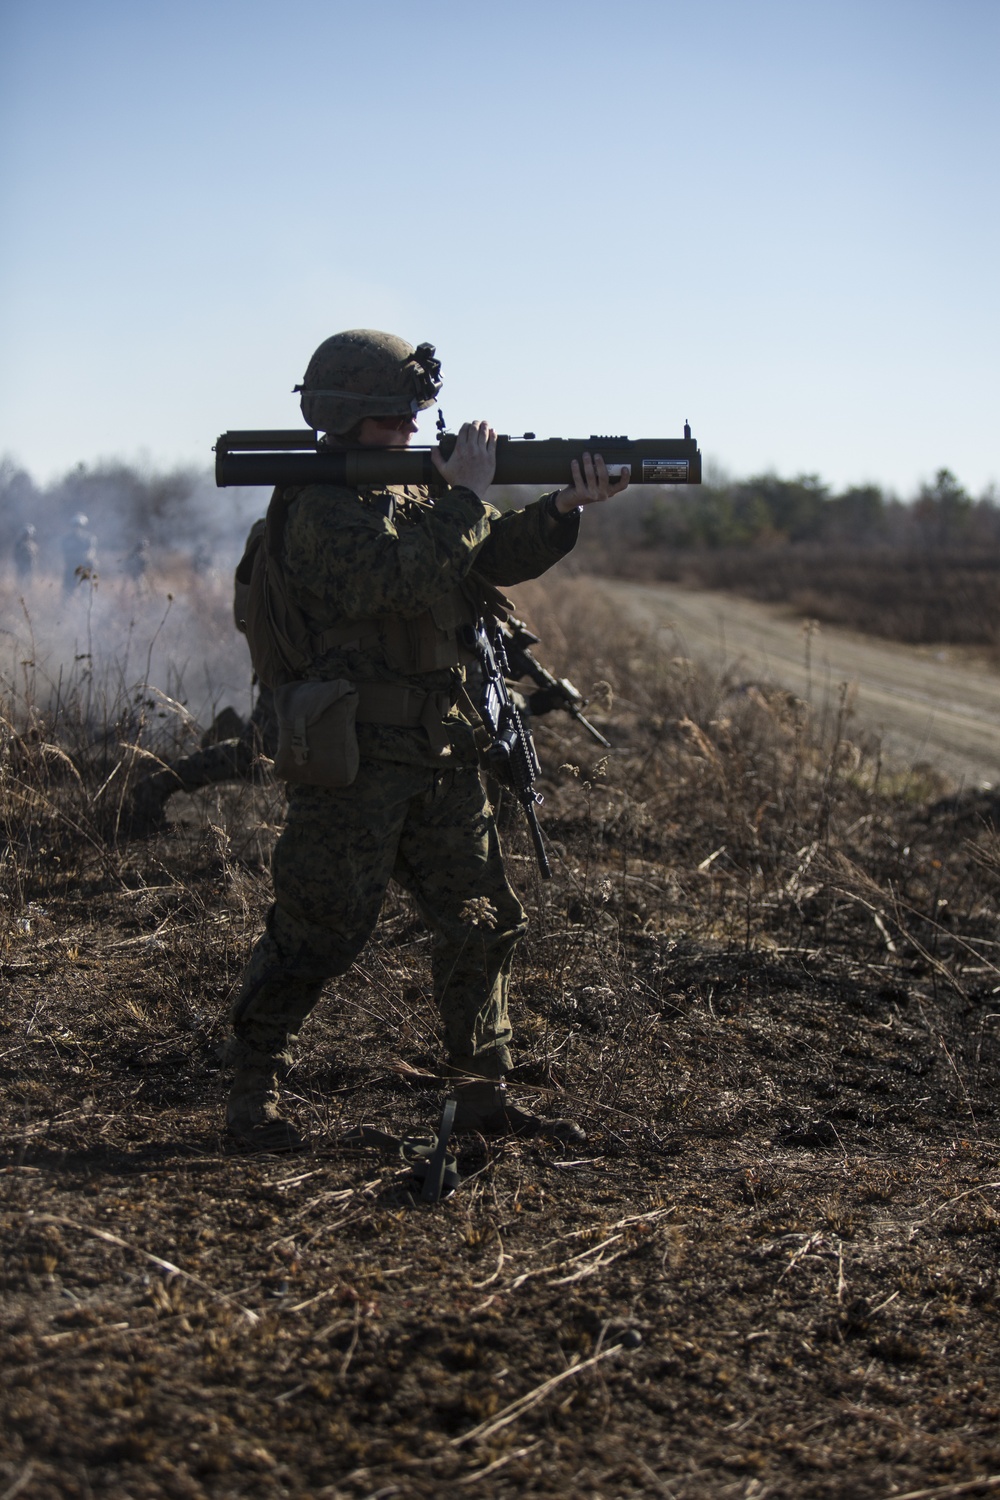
[[273, 679, 360, 787]]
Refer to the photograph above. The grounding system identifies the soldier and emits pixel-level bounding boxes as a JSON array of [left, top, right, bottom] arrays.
[[123, 537, 151, 586], [124, 519, 276, 836], [14, 525, 38, 583], [60, 513, 98, 593], [124, 687, 278, 836], [225, 329, 629, 1150]]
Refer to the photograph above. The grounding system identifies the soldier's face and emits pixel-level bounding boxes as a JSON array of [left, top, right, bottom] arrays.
[[357, 412, 419, 448]]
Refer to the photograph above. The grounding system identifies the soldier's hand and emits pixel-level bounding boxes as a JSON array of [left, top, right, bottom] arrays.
[[431, 420, 497, 499], [554, 452, 630, 513]]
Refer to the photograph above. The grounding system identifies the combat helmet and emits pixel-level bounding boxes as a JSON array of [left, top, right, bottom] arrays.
[[294, 329, 442, 436]]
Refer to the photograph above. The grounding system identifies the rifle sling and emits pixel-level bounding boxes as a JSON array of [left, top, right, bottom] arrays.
[[455, 684, 493, 757]]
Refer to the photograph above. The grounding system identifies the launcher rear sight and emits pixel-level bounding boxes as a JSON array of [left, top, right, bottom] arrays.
[[214, 425, 702, 489]]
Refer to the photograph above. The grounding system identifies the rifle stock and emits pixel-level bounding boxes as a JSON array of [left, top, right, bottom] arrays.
[[214, 427, 702, 489]]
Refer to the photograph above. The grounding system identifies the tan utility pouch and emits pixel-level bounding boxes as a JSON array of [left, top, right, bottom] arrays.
[[273, 680, 360, 787]]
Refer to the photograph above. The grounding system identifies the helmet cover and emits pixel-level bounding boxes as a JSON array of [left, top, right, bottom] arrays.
[[294, 329, 442, 434]]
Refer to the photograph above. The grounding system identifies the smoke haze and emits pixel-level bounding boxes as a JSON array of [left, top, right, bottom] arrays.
[[0, 458, 264, 748]]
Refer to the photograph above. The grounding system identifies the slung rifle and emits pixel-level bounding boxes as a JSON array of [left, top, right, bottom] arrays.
[[464, 620, 552, 880]]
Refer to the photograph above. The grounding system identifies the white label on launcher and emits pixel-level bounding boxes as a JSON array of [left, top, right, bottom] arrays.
[[642, 458, 690, 482]]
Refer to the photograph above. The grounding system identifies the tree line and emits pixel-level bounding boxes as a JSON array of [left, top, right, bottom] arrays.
[[630, 468, 1000, 552]]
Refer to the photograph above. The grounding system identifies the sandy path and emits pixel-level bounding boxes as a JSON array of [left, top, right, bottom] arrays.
[[599, 578, 1000, 788]]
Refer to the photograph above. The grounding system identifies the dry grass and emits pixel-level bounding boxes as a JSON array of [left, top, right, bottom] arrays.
[[3, 572, 1000, 1499]]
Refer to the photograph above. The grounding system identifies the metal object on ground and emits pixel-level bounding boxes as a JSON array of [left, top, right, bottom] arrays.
[[421, 1097, 458, 1204], [339, 1110, 460, 1202]]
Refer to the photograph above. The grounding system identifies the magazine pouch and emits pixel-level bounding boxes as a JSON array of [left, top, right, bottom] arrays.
[[273, 679, 360, 787]]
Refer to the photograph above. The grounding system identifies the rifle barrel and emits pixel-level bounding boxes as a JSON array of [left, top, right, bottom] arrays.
[[570, 710, 612, 750]]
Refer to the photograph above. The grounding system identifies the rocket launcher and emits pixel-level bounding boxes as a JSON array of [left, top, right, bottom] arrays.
[[214, 425, 702, 489]]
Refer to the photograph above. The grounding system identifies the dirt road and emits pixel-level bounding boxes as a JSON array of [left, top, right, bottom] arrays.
[[600, 578, 1000, 788]]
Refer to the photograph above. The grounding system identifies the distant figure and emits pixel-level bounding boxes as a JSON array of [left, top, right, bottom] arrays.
[[61, 513, 98, 593], [123, 538, 151, 586], [14, 525, 38, 583]]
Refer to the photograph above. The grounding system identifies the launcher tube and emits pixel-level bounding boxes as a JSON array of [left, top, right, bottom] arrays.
[[215, 430, 702, 488]]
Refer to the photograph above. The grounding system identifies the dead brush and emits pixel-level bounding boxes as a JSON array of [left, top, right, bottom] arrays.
[[5, 569, 1000, 1498], [490, 575, 1000, 1143], [3, 563, 997, 1132], [0, 599, 265, 875]]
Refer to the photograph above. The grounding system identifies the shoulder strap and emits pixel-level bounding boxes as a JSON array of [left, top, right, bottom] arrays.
[[233, 517, 266, 634], [242, 488, 313, 686]]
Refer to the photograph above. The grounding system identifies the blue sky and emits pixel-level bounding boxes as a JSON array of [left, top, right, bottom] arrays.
[[1, 0, 997, 495]]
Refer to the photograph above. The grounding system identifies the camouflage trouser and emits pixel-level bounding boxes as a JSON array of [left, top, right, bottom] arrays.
[[231, 759, 526, 1076]]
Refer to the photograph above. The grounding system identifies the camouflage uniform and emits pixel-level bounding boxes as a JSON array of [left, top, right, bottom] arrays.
[[231, 479, 579, 1084]]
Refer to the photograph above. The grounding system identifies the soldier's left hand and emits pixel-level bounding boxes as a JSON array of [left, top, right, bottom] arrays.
[[554, 452, 630, 514]]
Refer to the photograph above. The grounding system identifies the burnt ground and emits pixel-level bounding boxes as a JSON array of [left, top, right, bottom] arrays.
[[3, 577, 1000, 1500]]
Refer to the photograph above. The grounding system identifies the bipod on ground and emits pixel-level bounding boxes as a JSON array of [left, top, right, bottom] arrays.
[[340, 1098, 460, 1203], [420, 1097, 457, 1204]]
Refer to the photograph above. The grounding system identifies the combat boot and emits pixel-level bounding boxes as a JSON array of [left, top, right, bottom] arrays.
[[225, 1044, 305, 1152], [451, 1078, 586, 1146]]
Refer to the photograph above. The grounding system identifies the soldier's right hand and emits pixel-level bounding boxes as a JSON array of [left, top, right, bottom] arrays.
[[431, 420, 497, 499]]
